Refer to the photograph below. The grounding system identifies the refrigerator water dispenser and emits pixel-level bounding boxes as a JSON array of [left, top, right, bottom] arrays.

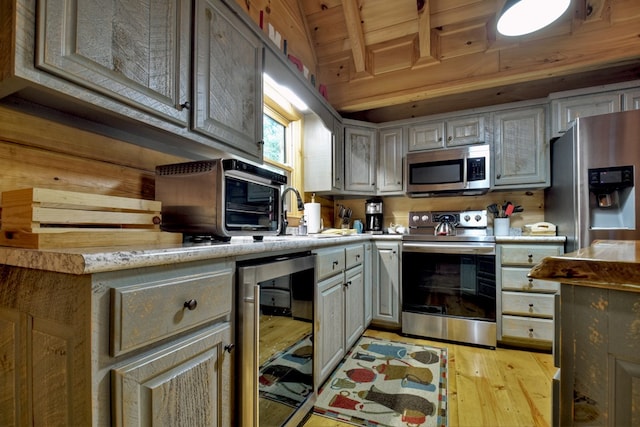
[[588, 165, 635, 230]]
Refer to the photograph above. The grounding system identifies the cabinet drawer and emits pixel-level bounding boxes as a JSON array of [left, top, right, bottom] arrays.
[[345, 244, 364, 269], [501, 315, 554, 341], [502, 291, 554, 317], [501, 267, 560, 293], [111, 268, 233, 357], [500, 244, 563, 266], [316, 247, 345, 281]]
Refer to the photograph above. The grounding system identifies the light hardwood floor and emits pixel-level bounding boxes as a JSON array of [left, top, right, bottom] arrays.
[[302, 329, 555, 427]]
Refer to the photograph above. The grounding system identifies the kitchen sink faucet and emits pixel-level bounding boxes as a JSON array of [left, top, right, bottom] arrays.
[[279, 186, 305, 235]]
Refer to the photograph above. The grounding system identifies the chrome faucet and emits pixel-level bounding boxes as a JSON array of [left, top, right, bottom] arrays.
[[279, 186, 305, 235]]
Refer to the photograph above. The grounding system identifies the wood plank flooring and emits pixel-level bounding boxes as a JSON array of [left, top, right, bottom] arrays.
[[302, 329, 555, 427]]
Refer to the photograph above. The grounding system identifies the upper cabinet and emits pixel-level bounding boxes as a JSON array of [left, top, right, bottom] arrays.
[[492, 105, 548, 189], [2, 0, 265, 160], [37, 0, 191, 126], [377, 127, 405, 195], [344, 125, 377, 194], [193, 0, 263, 159], [304, 114, 343, 193], [408, 114, 486, 151], [624, 88, 640, 110], [551, 92, 622, 137]]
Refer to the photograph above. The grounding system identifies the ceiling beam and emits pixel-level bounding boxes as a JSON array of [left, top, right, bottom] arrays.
[[417, 0, 433, 59], [341, 0, 367, 73]]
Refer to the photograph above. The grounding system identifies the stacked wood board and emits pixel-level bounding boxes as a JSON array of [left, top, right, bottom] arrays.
[[0, 188, 182, 248]]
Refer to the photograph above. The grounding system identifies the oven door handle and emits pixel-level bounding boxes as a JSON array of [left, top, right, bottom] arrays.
[[402, 242, 495, 255]]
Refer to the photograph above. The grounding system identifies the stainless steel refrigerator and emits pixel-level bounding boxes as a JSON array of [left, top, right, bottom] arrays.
[[545, 109, 640, 253]]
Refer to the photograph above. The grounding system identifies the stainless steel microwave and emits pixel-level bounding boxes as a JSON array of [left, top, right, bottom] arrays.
[[405, 144, 491, 197], [155, 159, 286, 240]]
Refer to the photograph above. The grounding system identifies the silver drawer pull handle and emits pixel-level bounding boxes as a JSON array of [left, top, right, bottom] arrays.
[[184, 299, 198, 311]]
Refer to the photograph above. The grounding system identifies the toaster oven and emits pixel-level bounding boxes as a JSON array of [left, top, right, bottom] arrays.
[[155, 159, 286, 240]]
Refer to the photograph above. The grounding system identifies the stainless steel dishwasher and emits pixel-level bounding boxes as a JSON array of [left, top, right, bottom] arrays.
[[237, 252, 316, 427]]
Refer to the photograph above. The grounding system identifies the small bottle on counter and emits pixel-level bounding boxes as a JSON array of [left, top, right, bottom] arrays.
[[298, 215, 308, 236]]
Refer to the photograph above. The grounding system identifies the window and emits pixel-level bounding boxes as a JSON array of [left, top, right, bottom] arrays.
[[263, 114, 286, 164], [263, 75, 305, 222]]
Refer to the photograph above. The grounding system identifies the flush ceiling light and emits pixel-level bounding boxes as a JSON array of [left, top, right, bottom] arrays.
[[497, 0, 571, 37]]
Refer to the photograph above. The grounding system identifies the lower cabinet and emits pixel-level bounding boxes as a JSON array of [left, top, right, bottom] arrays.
[[0, 259, 235, 426], [557, 283, 640, 426], [372, 241, 401, 328], [314, 243, 366, 386], [497, 241, 563, 349]]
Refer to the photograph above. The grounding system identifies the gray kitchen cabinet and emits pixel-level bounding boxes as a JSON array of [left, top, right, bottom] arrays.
[[557, 283, 640, 426], [193, 0, 263, 160], [303, 114, 344, 193], [551, 92, 622, 136], [372, 241, 401, 328], [377, 126, 405, 194], [624, 88, 640, 110], [36, 0, 191, 126], [2, 0, 264, 160], [408, 114, 485, 151], [446, 114, 486, 147], [408, 120, 445, 151], [314, 244, 366, 385], [497, 242, 563, 350], [344, 124, 377, 194], [0, 259, 235, 426], [492, 105, 549, 189], [363, 242, 373, 327]]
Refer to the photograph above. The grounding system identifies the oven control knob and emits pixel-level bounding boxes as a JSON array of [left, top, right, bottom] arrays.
[[464, 215, 471, 222], [412, 215, 420, 222], [421, 215, 429, 222], [475, 214, 482, 222]]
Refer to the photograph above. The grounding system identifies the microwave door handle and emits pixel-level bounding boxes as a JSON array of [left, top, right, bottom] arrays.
[[462, 154, 469, 188]]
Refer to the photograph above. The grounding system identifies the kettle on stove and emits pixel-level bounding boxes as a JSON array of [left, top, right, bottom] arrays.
[[434, 219, 456, 236]]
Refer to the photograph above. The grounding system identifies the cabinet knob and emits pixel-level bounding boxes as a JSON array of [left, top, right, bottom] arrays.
[[179, 101, 191, 110], [528, 303, 534, 312], [447, 136, 452, 141], [496, 174, 501, 179], [332, 260, 339, 269], [528, 254, 533, 261], [345, 281, 351, 288], [184, 299, 198, 310], [527, 278, 534, 288], [528, 328, 534, 338], [224, 343, 235, 353]]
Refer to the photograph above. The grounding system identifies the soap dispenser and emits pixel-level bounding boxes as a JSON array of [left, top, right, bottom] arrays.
[[298, 215, 308, 236]]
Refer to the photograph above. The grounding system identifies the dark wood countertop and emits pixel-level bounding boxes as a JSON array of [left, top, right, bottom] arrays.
[[528, 240, 640, 292]]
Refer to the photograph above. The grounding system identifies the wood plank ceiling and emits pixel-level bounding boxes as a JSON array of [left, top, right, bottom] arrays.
[[299, 0, 640, 122]]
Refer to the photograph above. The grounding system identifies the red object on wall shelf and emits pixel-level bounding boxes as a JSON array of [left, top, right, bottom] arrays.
[[319, 84, 328, 99], [288, 54, 303, 72]]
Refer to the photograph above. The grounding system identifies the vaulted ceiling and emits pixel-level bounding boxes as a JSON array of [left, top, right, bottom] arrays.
[[298, 0, 640, 122]]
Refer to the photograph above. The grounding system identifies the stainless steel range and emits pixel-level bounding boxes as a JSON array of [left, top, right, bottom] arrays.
[[402, 210, 497, 348]]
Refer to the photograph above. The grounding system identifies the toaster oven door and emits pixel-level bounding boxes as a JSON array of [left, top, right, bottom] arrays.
[[223, 176, 280, 234]]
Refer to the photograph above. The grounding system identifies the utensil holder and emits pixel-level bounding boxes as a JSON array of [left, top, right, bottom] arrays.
[[494, 218, 510, 236]]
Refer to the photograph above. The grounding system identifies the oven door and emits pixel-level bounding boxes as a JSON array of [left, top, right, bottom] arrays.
[[401, 241, 497, 347], [222, 174, 280, 235]]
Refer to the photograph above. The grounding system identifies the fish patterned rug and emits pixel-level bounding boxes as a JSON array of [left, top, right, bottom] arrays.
[[259, 334, 313, 407], [314, 335, 447, 427]]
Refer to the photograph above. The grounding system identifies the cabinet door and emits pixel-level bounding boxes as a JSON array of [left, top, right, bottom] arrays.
[[372, 242, 400, 326], [624, 89, 640, 110], [408, 121, 445, 151], [315, 274, 345, 385], [112, 323, 233, 427], [36, 0, 190, 125], [344, 126, 377, 193], [377, 127, 405, 194], [493, 106, 548, 188], [333, 119, 345, 192], [344, 266, 365, 350], [446, 115, 485, 147], [193, 0, 263, 161], [551, 92, 622, 135]]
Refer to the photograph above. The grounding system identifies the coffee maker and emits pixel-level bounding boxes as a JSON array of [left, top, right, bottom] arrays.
[[365, 197, 383, 234]]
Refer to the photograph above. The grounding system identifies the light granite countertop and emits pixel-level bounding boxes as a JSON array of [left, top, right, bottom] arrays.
[[528, 240, 640, 292], [0, 234, 403, 275]]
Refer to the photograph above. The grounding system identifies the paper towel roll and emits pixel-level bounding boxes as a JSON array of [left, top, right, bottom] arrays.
[[304, 202, 321, 233]]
